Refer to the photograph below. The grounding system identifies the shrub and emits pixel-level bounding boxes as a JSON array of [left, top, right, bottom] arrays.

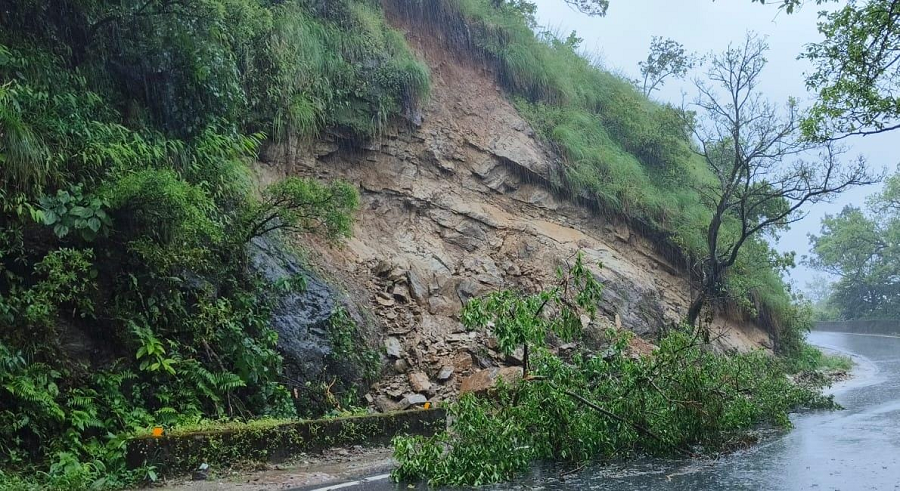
[[393, 261, 835, 486]]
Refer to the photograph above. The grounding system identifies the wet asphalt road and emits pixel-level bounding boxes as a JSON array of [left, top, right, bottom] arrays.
[[304, 331, 900, 490]]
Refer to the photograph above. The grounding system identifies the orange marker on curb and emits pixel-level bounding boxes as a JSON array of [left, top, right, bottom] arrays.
[[151, 426, 164, 438]]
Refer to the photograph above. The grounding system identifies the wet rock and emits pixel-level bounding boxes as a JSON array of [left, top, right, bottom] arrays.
[[627, 336, 657, 359], [393, 359, 409, 374], [384, 337, 403, 358], [192, 463, 209, 481], [472, 351, 494, 369], [428, 295, 458, 316], [402, 394, 428, 407], [387, 266, 408, 284], [476, 273, 502, 286], [459, 367, 523, 395], [372, 259, 393, 277], [503, 261, 522, 276], [391, 283, 410, 302], [421, 314, 455, 339], [580, 314, 592, 329], [559, 342, 577, 352], [375, 395, 403, 412], [437, 366, 454, 381], [376, 292, 396, 307], [453, 352, 474, 372], [507, 347, 525, 364], [408, 371, 432, 393], [447, 332, 475, 343], [407, 269, 429, 305], [385, 385, 405, 399], [249, 236, 365, 410]]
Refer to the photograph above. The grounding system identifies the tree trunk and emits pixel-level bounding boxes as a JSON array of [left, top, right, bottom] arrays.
[[687, 293, 704, 327]]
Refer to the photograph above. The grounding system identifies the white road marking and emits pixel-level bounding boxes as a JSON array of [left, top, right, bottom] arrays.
[[309, 473, 391, 491]]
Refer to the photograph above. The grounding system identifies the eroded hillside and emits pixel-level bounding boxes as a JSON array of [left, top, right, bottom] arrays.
[[258, 17, 771, 407]]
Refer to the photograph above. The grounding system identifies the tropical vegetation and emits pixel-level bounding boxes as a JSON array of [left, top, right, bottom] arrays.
[[0, 0, 428, 488]]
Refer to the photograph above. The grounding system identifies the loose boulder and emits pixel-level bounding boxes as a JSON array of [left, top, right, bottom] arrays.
[[459, 367, 523, 395]]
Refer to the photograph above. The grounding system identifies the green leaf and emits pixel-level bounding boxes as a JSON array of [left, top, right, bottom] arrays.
[[43, 210, 58, 225], [70, 206, 93, 218], [87, 217, 101, 232]]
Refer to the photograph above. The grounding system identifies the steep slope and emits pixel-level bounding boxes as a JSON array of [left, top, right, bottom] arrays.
[[257, 21, 771, 406]]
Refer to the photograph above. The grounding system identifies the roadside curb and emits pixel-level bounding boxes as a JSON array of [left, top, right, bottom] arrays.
[[126, 409, 446, 476]]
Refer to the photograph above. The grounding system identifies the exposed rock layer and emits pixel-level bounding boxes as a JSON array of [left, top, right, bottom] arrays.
[[255, 21, 771, 407]]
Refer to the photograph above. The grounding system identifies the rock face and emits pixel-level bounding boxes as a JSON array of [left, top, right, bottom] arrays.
[[253, 18, 772, 409], [248, 235, 373, 413]]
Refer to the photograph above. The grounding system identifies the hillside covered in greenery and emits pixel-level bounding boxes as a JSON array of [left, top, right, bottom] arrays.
[[0, 0, 428, 488], [1, 0, 820, 489]]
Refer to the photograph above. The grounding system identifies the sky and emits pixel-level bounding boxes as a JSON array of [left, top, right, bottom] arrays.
[[530, 0, 896, 292]]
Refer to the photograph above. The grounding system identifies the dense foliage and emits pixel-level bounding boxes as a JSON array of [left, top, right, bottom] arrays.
[[801, 0, 900, 139], [0, 0, 429, 488], [393, 259, 834, 486], [808, 168, 900, 320]]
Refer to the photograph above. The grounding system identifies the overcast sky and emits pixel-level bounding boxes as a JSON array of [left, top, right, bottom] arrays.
[[531, 0, 896, 293]]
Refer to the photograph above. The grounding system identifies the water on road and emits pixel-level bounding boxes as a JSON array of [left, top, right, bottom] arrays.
[[309, 331, 900, 490]]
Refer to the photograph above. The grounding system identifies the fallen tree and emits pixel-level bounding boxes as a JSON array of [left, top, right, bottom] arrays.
[[392, 254, 836, 486]]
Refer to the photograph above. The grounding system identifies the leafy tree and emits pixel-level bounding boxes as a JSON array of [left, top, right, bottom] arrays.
[[682, 33, 874, 327], [807, 168, 900, 319], [239, 177, 359, 244], [803, 0, 900, 139], [560, 0, 610, 15], [638, 36, 701, 97], [747, 0, 832, 14], [461, 253, 602, 377], [394, 257, 834, 486], [746, 0, 900, 139]]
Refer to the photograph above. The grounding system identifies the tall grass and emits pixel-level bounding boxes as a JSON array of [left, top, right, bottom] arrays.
[[244, 1, 431, 142]]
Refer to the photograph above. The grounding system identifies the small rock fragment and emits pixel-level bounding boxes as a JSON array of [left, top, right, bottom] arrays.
[[375, 395, 402, 412], [384, 337, 402, 358], [403, 394, 428, 407], [408, 371, 432, 393], [391, 283, 410, 302], [407, 270, 428, 305], [437, 366, 454, 381], [376, 292, 395, 307], [192, 463, 210, 481], [507, 347, 525, 364], [453, 352, 474, 372]]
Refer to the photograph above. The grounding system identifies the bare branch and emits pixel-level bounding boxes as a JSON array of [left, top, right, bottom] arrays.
[[683, 32, 877, 327]]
